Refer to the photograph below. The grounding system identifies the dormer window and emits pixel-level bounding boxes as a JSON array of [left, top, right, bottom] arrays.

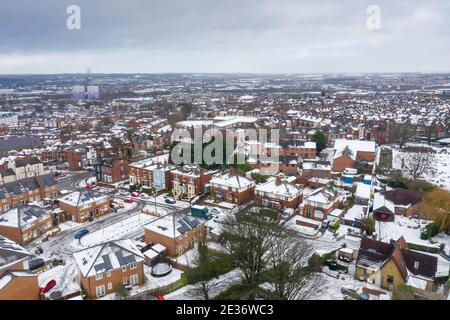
[[414, 261, 420, 270]]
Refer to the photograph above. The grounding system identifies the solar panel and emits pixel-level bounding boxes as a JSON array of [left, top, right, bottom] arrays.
[[177, 225, 189, 234], [186, 218, 200, 229]]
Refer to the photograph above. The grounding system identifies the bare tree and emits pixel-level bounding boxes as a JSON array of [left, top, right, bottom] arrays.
[[390, 122, 413, 148], [402, 151, 434, 181], [221, 208, 323, 300], [264, 234, 325, 300]]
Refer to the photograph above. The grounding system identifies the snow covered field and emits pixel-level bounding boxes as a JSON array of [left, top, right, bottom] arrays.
[[390, 144, 450, 190]]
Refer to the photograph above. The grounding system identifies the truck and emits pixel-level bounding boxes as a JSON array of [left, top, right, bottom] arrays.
[[191, 205, 212, 220]]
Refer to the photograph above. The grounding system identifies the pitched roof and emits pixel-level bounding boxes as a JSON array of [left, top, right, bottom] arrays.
[[382, 189, 424, 207], [0, 235, 32, 270]]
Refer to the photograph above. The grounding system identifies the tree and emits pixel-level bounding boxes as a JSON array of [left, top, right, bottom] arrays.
[[185, 241, 218, 300], [402, 151, 433, 181], [264, 234, 324, 300], [390, 122, 412, 149], [221, 207, 322, 300], [360, 217, 376, 236], [221, 208, 282, 299], [424, 188, 450, 233], [311, 130, 327, 153]]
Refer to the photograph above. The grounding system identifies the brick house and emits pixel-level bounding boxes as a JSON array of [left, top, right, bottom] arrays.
[[355, 237, 438, 293], [332, 139, 376, 172], [210, 173, 255, 205], [0, 235, 40, 300], [95, 158, 130, 184], [129, 155, 174, 191], [144, 213, 206, 257], [301, 187, 341, 221], [73, 239, 145, 299], [0, 205, 53, 245], [58, 190, 112, 223], [171, 165, 212, 200], [382, 189, 426, 219], [0, 174, 59, 214], [255, 176, 303, 211], [301, 161, 332, 181]]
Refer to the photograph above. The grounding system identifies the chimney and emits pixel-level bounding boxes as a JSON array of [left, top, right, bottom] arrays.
[[275, 176, 282, 186]]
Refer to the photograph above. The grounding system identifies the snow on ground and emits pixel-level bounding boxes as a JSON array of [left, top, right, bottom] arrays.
[[70, 213, 158, 249], [390, 144, 450, 190], [377, 215, 438, 248], [432, 233, 450, 256], [58, 221, 82, 232], [38, 263, 80, 298], [165, 268, 243, 300], [154, 193, 191, 209], [309, 272, 389, 300], [176, 247, 199, 268]]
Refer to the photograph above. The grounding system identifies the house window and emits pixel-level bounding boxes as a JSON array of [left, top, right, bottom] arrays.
[[123, 277, 127, 285], [122, 265, 127, 272], [107, 270, 112, 277], [387, 275, 394, 284], [96, 285, 105, 297], [107, 282, 112, 290], [130, 274, 139, 286], [130, 262, 137, 270], [95, 273, 103, 280]]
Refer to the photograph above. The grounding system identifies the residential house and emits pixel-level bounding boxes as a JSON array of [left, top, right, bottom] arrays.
[[210, 172, 255, 205], [58, 190, 112, 223], [0, 205, 53, 245], [0, 235, 40, 300], [144, 213, 206, 257], [73, 239, 145, 299], [255, 176, 303, 211], [382, 189, 426, 219], [332, 139, 376, 172], [355, 237, 438, 293], [301, 187, 341, 221], [95, 158, 130, 184], [171, 165, 212, 200]]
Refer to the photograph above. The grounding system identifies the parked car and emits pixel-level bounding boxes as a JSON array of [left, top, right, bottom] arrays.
[[321, 220, 330, 229], [40, 279, 57, 293], [74, 228, 89, 240], [341, 286, 369, 300], [119, 190, 128, 196], [140, 193, 150, 199], [143, 293, 165, 300], [165, 198, 176, 204], [131, 192, 140, 198], [29, 258, 45, 270], [86, 184, 94, 190], [124, 198, 134, 204], [52, 258, 65, 266]]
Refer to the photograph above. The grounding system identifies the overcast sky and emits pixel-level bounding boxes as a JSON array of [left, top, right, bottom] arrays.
[[0, 0, 449, 74]]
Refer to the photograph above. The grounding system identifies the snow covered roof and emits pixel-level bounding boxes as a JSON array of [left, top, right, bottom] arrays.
[[373, 192, 395, 214], [333, 139, 376, 160], [58, 190, 109, 207], [0, 235, 32, 270], [210, 173, 255, 190], [304, 187, 338, 204], [0, 205, 51, 229], [73, 239, 144, 278], [355, 183, 371, 199], [255, 177, 302, 197], [144, 213, 204, 239]]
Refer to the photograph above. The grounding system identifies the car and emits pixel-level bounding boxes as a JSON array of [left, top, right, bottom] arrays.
[[86, 184, 94, 190], [52, 258, 65, 266], [119, 190, 128, 196], [340, 286, 369, 300], [29, 258, 45, 270], [124, 198, 134, 204], [140, 193, 149, 199], [165, 198, 176, 204], [321, 220, 330, 229], [131, 192, 140, 198], [40, 279, 57, 293], [74, 228, 89, 240], [143, 293, 165, 300]]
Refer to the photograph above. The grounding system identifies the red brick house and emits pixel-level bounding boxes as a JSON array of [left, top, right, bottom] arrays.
[[332, 139, 376, 172], [210, 173, 255, 205], [95, 158, 130, 184], [301, 187, 341, 221], [255, 176, 303, 211]]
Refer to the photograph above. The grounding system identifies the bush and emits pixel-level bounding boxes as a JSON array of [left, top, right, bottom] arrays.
[[329, 219, 341, 234], [307, 253, 325, 272], [407, 242, 439, 254], [420, 222, 440, 240]]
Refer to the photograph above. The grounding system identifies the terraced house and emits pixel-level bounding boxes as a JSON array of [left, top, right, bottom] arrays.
[[0, 205, 53, 245], [255, 176, 303, 211], [210, 172, 255, 205], [0, 174, 59, 214]]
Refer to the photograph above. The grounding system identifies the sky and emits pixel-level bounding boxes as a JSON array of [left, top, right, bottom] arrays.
[[0, 0, 449, 74]]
